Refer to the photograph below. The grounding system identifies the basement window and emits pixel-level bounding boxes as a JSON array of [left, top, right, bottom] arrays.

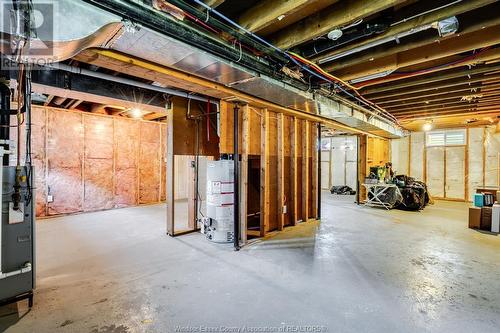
[[426, 129, 466, 147]]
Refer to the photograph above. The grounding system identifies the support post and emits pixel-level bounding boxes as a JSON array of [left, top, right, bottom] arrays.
[[240, 105, 249, 245], [166, 104, 175, 235], [277, 113, 284, 231], [233, 104, 240, 251], [317, 124, 321, 219]]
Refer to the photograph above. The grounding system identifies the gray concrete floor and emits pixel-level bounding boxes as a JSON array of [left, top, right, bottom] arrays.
[[1, 194, 500, 333]]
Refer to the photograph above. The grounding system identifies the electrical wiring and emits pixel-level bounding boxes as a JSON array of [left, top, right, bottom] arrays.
[[287, 52, 399, 123], [356, 47, 492, 88], [189, 0, 400, 126]]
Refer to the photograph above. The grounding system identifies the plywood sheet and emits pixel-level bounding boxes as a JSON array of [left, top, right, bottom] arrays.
[[114, 118, 139, 207], [139, 122, 161, 203], [47, 110, 84, 215], [83, 115, 114, 211], [468, 127, 484, 201]]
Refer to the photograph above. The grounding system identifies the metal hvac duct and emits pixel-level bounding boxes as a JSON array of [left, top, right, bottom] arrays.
[[0, 0, 405, 138]]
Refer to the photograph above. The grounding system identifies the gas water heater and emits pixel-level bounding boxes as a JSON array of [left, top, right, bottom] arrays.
[[204, 160, 234, 243]]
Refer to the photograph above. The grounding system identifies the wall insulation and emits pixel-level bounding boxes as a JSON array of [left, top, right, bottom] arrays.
[[320, 136, 358, 191], [20, 106, 166, 218], [409, 132, 425, 181], [391, 126, 500, 201]]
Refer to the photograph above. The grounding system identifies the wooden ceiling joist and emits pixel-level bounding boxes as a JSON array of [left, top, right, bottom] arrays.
[[238, 0, 334, 33], [203, 0, 225, 9], [369, 73, 500, 101], [352, 47, 500, 88], [392, 100, 500, 116], [396, 107, 500, 120], [381, 83, 500, 107], [315, 0, 497, 65], [400, 111, 500, 124], [333, 24, 500, 81], [270, 0, 407, 50], [325, 10, 500, 73], [363, 61, 500, 94]]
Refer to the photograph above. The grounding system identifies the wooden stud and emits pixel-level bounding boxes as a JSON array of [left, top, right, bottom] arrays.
[[260, 109, 269, 237], [277, 113, 285, 231], [166, 104, 175, 235], [465, 128, 470, 201], [291, 117, 298, 226], [311, 123, 318, 219], [240, 105, 250, 244], [302, 120, 310, 222], [357, 135, 367, 203]]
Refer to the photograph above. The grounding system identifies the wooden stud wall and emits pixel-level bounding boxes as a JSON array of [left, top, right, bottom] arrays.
[[25, 105, 167, 218], [219, 101, 319, 239], [389, 126, 500, 202]]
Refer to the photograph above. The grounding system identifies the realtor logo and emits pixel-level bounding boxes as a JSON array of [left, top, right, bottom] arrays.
[[1, 0, 56, 68]]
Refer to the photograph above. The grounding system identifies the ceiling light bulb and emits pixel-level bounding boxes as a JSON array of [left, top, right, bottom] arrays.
[[130, 108, 143, 118], [327, 29, 343, 41], [423, 122, 433, 132]]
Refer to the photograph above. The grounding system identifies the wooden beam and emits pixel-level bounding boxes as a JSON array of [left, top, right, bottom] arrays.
[[302, 120, 310, 222], [400, 109, 500, 122], [391, 95, 500, 114], [401, 112, 500, 131], [326, 11, 500, 72], [203, 0, 225, 8], [357, 135, 367, 203], [370, 74, 500, 106], [73, 49, 371, 136], [316, 0, 497, 65], [396, 105, 500, 119], [239, 0, 331, 33], [240, 105, 249, 244], [363, 62, 500, 95], [277, 112, 285, 231], [44, 95, 54, 106], [311, 123, 318, 219], [333, 24, 500, 81], [166, 104, 175, 235], [291, 116, 298, 226], [385, 87, 500, 109], [270, 0, 406, 49], [260, 109, 269, 237]]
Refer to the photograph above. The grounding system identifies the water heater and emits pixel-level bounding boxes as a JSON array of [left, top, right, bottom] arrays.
[[205, 160, 234, 243]]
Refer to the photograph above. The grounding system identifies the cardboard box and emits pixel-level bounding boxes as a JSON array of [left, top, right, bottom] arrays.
[[481, 207, 493, 231], [469, 207, 481, 229]]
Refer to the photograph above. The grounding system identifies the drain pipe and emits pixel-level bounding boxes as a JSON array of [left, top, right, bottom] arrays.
[[44, 63, 219, 107]]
